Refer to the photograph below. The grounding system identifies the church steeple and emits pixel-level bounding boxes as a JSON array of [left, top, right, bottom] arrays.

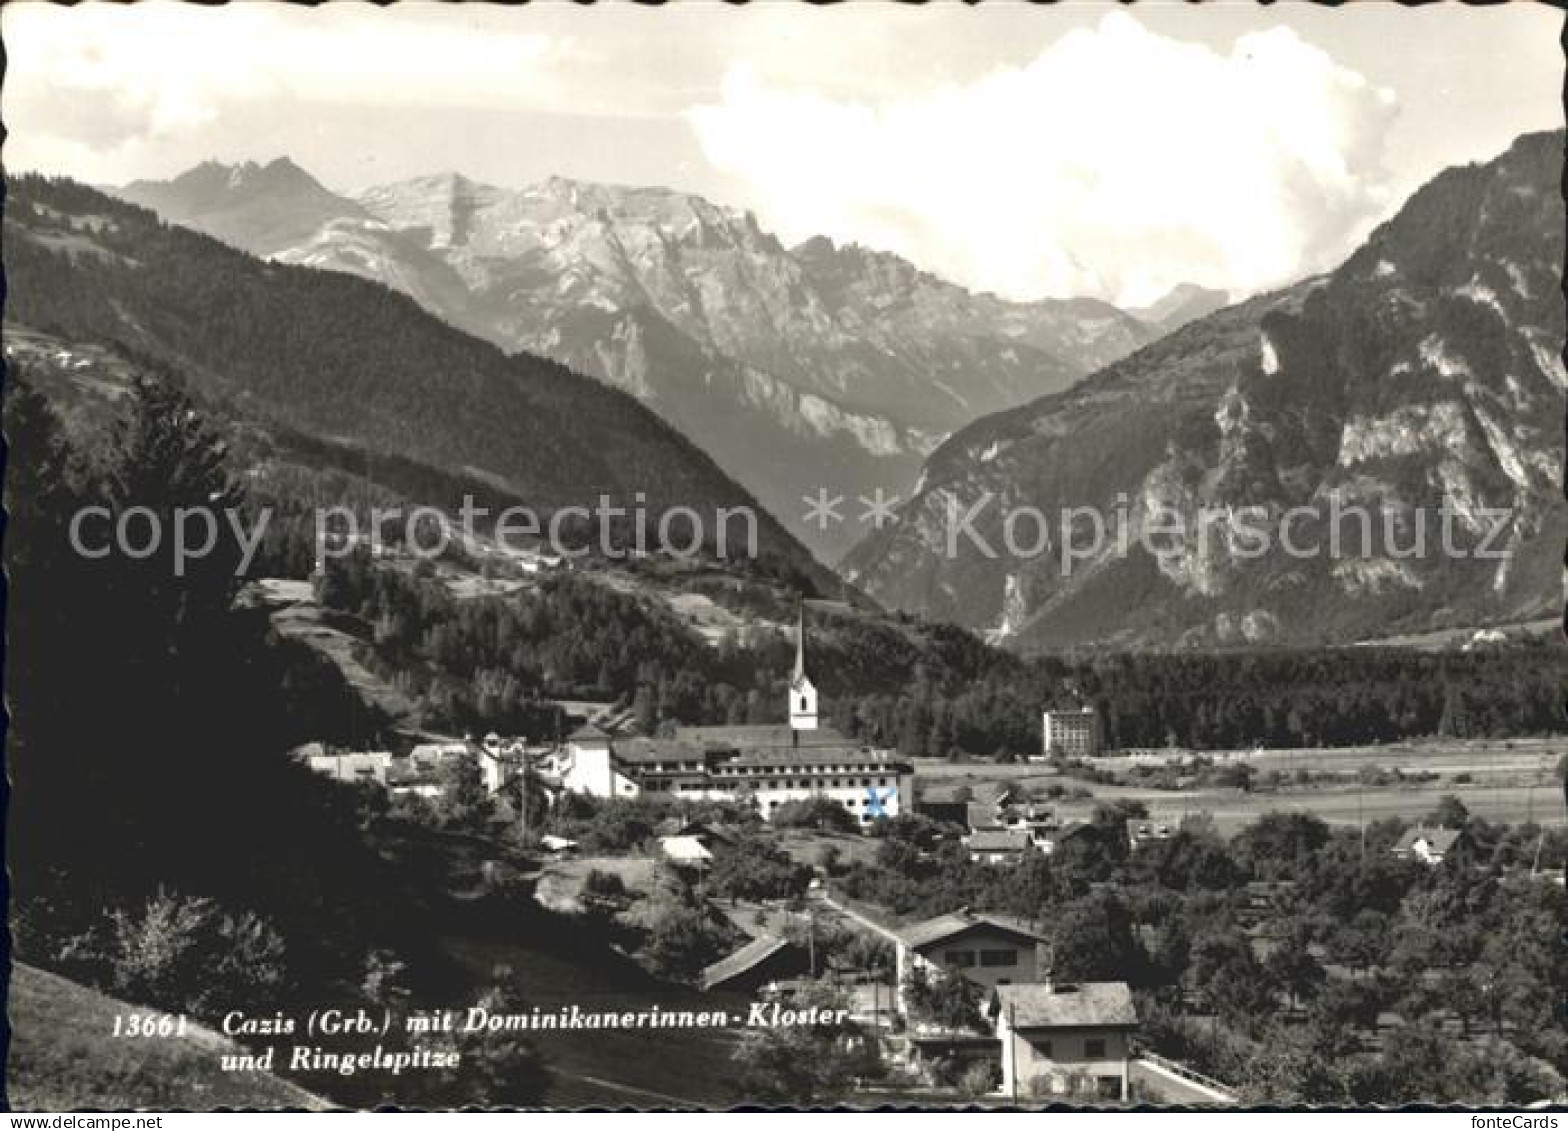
[[789, 597, 818, 731]]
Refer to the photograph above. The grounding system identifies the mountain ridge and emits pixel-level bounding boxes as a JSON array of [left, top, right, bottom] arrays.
[[107, 159, 1160, 559], [4, 174, 837, 591], [843, 129, 1567, 650]]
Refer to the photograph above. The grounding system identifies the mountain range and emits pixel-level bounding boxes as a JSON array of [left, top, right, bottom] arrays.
[[844, 130, 1567, 649], [4, 174, 834, 591], [115, 159, 1164, 559]]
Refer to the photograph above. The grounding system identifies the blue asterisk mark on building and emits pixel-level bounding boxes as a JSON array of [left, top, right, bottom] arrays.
[[865, 786, 896, 818]]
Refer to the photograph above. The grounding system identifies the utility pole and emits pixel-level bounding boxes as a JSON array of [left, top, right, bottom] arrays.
[[1008, 1002, 1018, 1105]]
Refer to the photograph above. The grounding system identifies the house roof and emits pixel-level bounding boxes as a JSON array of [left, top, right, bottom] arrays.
[[655, 819, 740, 845], [659, 835, 714, 863], [899, 909, 1048, 951], [918, 783, 974, 805], [612, 737, 706, 765], [568, 724, 612, 743], [1395, 826, 1462, 853], [966, 830, 1033, 853], [677, 723, 854, 748], [1051, 821, 1094, 842], [991, 982, 1137, 1030], [967, 802, 1004, 831], [701, 936, 793, 991]]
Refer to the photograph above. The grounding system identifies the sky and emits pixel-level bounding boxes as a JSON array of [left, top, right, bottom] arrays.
[[4, 1, 1562, 307]]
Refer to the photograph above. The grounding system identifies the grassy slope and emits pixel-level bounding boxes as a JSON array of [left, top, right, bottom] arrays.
[[6, 964, 326, 1111]]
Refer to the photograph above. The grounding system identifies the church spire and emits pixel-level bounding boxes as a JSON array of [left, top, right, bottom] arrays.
[[789, 596, 818, 731], [792, 596, 808, 684]]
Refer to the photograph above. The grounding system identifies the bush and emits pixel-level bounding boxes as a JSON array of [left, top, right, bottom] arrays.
[[583, 868, 629, 900], [105, 889, 287, 1019], [772, 796, 859, 833]]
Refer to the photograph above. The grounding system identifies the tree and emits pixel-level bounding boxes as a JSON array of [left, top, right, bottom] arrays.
[[708, 836, 812, 903], [1265, 924, 1325, 1012], [731, 983, 877, 1103], [435, 753, 494, 831], [1427, 794, 1470, 829], [1050, 892, 1145, 983]]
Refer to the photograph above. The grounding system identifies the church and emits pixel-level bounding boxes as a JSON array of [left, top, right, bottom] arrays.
[[540, 602, 916, 824]]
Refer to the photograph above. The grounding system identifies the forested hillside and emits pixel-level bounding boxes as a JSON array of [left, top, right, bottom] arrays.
[[4, 174, 830, 586]]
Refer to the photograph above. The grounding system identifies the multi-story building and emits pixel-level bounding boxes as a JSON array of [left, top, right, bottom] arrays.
[[1042, 706, 1101, 758], [538, 606, 915, 823]]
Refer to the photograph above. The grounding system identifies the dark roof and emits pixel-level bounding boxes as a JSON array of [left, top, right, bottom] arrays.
[[992, 982, 1137, 1030], [899, 910, 1048, 951], [700, 936, 791, 991], [676, 723, 856, 749], [967, 802, 1003, 831], [916, 783, 974, 805], [722, 747, 908, 770], [966, 830, 1033, 853], [568, 724, 611, 743], [611, 737, 706, 765], [1051, 821, 1094, 842]]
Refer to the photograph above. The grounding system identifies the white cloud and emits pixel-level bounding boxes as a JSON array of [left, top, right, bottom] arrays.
[[689, 12, 1400, 306], [3, 3, 570, 153]]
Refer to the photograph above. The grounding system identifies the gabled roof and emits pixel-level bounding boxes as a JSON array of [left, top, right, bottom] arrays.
[[567, 724, 612, 743], [701, 935, 792, 991], [899, 909, 1048, 951], [991, 982, 1137, 1030], [966, 830, 1033, 853], [1395, 825, 1462, 853]]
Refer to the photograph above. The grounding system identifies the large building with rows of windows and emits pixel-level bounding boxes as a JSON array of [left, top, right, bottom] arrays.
[[539, 606, 914, 823]]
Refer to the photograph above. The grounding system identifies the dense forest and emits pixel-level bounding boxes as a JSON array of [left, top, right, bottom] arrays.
[[312, 548, 1568, 756]]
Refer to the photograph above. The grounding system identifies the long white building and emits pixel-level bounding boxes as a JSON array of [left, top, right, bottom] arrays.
[[538, 605, 915, 823]]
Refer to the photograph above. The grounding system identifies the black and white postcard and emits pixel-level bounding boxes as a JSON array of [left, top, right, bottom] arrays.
[[2, 1, 1565, 1114]]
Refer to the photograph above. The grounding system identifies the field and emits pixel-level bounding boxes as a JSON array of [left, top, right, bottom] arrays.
[[917, 738, 1565, 835], [5, 964, 326, 1111]]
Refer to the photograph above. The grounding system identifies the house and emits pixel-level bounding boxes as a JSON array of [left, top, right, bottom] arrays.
[[896, 909, 1049, 998], [1126, 818, 1175, 852], [303, 749, 394, 786], [915, 782, 975, 827], [659, 835, 714, 868], [654, 819, 740, 849], [964, 829, 1037, 865], [1392, 825, 1462, 865], [700, 935, 808, 993], [989, 981, 1138, 1101], [546, 725, 642, 800]]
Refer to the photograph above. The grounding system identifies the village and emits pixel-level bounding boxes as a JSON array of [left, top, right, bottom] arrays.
[[292, 606, 1566, 1104]]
